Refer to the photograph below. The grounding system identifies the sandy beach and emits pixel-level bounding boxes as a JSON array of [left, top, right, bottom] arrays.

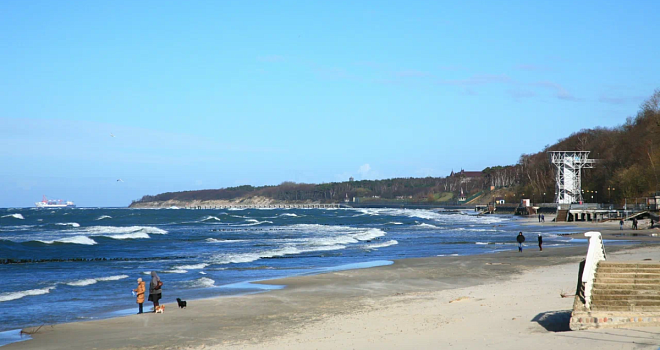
[[7, 220, 660, 350]]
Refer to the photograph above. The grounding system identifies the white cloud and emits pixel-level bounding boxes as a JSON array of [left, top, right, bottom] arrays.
[[358, 164, 371, 177]]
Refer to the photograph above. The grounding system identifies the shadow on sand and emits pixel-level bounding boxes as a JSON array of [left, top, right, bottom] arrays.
[[532, 310, 572, 332]]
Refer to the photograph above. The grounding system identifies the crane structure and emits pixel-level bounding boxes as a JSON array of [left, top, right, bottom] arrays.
[[549, 151, 596, 205]]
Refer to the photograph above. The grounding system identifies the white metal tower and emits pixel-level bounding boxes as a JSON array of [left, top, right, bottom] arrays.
[[549, 151, 596, 204]]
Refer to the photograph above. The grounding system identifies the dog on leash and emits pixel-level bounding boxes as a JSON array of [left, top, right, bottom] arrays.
[[155, 305, 165, 313], [176, 298, 187, 308]]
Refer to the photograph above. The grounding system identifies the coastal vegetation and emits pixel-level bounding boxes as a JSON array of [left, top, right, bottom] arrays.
[[131, 90, 660, 207]]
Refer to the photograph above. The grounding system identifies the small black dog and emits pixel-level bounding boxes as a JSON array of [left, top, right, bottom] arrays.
[[176, 298, 187, 309]]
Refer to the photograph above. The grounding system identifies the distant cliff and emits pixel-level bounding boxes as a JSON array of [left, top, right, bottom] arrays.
[[129, 177, 485, 208]]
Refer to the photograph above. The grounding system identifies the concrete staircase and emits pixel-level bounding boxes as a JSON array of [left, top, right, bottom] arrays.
[[555, 209, 568, 222], [570, 261, 660, 329]]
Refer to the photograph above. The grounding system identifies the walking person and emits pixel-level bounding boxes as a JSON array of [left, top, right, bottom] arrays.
[[541, 214, 545, 222], [619, 219, 624, 230], [516, 232, 525, 253], [148, 271, 163, 312], [133, 277, 145, 314], [538, 214, 541, 223], [538, 233, 543, 251]]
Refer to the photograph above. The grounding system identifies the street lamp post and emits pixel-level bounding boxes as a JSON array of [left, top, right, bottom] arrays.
[[595, 190, 598, 204], [543, 192, 546, 204]]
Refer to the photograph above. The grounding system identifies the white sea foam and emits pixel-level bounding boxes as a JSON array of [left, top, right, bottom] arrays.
[[106, 232, 151, 240], [1, 214, 24, 220], [199, 271, 207, 275], [96, 275, 129, 282], [280, 213, 299, 217], [65, 279, 98, 287], [212, 244, 346, 265], [56, 222, 81, 227], [388, 222, 403, 225], [174, 263, 208, 270], [417, 223, 440, 229], [235, 220, 273, 226], [82, 226, 168, 235], [190, 277, 215, 288], [201, 216, 222, 222], [38, 236, 97, 245], [205, 238, 248, 243], [64, 275, 129, 287], [475, 242, 489, 245], [353, 228, 386, 241], [364, 240, 398, 249], [0, 286, 55, 302], [163, 269, 188, 274], [96, 215, 112, 220]]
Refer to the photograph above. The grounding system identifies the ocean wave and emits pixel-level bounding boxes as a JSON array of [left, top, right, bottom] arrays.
[[189, 277, 215, 288], [363, 240, 398, 249], [1, 214, 24, 220], [64, 275, 129, 287], [417, 223, 440, 229], [279, 213, 300, 217], [105, 232, 150, 240], [56, 222, 81, 227], [201, 216, 222, 222], [96, 215, 112, 220], [233, 220, 273, 226], [353, 228, 386, 241], [205, 238, 248, 243], [37, 236, 97, 245], [212, 244, 346, 265], [82, 226, 168, 235], [388, 222, 403, 225], [173, 263, 208, 270], [0, 286, 55, 302], [162, 269, 188, 274]]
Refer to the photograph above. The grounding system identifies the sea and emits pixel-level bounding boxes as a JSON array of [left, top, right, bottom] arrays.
[[0, 207, 583, 341]]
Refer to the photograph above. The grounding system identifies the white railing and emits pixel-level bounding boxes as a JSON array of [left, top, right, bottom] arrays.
[[582, 231, 607, 308]]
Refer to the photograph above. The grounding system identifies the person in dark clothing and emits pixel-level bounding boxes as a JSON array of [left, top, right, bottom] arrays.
[[148, 271, 163, 312], [538, 234, 543, 251], [516, 232, 525, 252], [619, 219, 624, 230], [538, 214, 541, 222], [541, 214, 545, 222]]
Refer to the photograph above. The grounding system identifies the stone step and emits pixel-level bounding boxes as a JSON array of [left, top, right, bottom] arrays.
[[595, 277, 660, 284], [591, 305, 660, 313], [592, 294, 660, 301], [597, 268, 660, 274], [593, 289, 660, 296], [593, 283, 660, 290], [592, 300, 660, 307], [600, 262, 660, 268], [596, 271, 660, 278]]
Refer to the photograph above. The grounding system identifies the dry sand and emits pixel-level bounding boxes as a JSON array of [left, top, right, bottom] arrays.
[[7, 221, 660, 350]]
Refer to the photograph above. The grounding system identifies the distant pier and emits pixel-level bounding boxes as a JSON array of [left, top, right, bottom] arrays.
[[185, 204, 342, 209]]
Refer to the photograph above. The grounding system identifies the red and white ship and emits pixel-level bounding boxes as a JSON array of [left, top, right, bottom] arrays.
[[35, 195, 76, 208]]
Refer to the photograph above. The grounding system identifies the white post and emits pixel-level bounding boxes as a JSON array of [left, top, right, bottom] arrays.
[[582, 231, 607, 309]]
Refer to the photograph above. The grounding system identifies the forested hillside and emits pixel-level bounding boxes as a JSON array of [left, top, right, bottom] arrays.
[[132, 91, 660, 207]]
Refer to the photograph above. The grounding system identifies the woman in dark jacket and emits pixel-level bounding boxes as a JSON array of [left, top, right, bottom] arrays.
[[516, 232, 525, 252], [148, 271, 163, 311]]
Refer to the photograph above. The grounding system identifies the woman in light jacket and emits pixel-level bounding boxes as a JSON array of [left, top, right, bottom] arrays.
[[133, 278, 146, 314]]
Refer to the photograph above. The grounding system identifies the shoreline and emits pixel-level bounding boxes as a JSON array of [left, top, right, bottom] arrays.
[[6, 239, 659, 350]]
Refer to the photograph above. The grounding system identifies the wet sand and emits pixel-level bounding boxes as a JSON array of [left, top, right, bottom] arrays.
[[6, 228, 660, 350]]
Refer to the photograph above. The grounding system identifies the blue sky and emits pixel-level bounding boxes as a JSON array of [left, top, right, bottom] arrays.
[[1, 0, 659, 207]]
